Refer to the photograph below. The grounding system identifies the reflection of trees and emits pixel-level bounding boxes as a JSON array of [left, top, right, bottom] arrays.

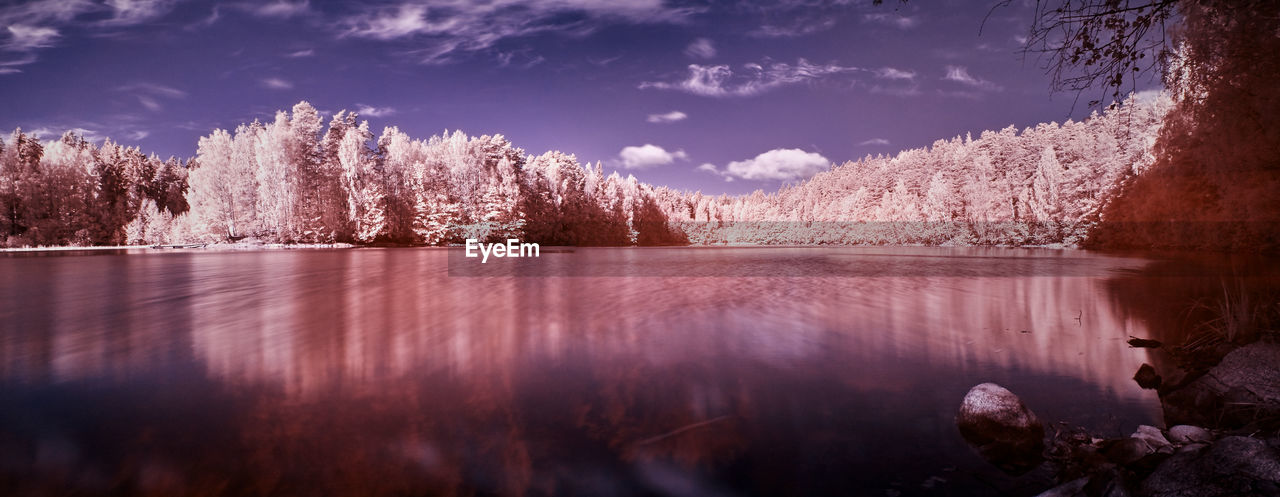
[[0, 249, 1172, 495], [1102, 255, 1280, 381]]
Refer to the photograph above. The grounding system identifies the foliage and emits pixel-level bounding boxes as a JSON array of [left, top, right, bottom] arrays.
[[659, 94, 1168, 247]]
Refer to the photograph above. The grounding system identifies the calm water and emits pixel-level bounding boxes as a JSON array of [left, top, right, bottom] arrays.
[[0, 247, 1242, 496]]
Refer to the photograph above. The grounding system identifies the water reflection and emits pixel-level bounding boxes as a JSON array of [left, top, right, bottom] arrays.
[[0, 247, 1173, 496]]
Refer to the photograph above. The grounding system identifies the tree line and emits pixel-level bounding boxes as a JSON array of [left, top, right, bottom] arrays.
[[656, 94, 1170, 247], [1, 97, 1169, 249], [0, 101, 688, 248]]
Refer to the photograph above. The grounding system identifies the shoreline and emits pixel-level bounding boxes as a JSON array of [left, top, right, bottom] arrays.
[[0, 242, 356, 253]]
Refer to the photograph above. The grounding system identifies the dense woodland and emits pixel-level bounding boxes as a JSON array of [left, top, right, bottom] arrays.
[[0, 95, 1169, 249], [659, 94, 1168, 246], [0, 93, 1188, 249], [0, 102, 688, 248]]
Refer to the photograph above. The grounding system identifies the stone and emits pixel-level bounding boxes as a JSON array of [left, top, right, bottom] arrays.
[[1161, 342, 1280, 428], [956, 383, 1045, 474], [1134, 363, 1162, 389], [1141, 436, 1280, 497], [1034, 477, 1087, 497], [1104, 437, 1153, 465], [1131, 425, 1174, 454], [1167, 425, 1213, 445]]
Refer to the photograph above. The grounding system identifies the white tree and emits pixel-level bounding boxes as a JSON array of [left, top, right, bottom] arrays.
[[188, 128, 257, 240]]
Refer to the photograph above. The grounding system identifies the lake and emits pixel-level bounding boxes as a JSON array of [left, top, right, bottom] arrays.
[[0, 247, 1248, 496]]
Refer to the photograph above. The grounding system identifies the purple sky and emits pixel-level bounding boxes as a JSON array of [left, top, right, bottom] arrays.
[[0, 0, 1158, 195]]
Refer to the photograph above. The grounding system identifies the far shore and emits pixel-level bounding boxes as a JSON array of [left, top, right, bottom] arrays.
[[0, 242, 356, 253]]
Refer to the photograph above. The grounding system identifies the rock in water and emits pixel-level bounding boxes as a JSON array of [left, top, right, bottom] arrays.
[[957, 383, 1045, 474], [1134, 364, 1162, 389]]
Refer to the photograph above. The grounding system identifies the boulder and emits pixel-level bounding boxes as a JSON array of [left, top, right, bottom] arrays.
[[1034, 477, 1087, 497], [1161, 342, 1280, 428], [1104, 437, 1154, 465], [957, 383, 1045, 474], [1141, 436, 1280, 497], [1134, 363, 1162, 389], [1167, 425, 1213, 445], [1131, 425, 1174, 454]]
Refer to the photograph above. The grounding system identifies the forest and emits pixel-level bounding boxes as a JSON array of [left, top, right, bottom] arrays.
[[0, 94, 1173, 250]]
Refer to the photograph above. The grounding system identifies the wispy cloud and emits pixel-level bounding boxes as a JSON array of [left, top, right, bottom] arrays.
[[0, 0, 178, 71], [943, 65, 1002, 91], [496, 49, 545, 68], [337, 1, 701, 64], [750, 18, 836, 38], [646, 111, 687, 124], [5, 25, 60, 51], [618, 144, 687, 169], [28, 126, 104, 143], [354, 104, 395, 117], [699, 148, 830, 182], [874, 67, 916, 81], [862, 12, 918, 30], [640, 59, 858, 98], [858, 138, 890, 146], [117, 82, 187, 98], [684, 38, 715, 59], [98, 0, 178, 27], [136, 95, 162, 111], [248, 0, 310, 19], [261, 77, 293, 90], [116, 82, 187, 112], [285, 48, 315, 57], [23, 117, 151, 145]]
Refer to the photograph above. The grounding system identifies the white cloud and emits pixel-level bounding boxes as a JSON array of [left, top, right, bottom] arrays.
[[640, 58, 857, 97], [339, 1, 700, 64], [708, 148, 830, 181], [286, 48, 315, 57], [261, 77, 293, 89], [943, 65, 1002, 91], [355, 104, 395, 117], [0, 0, 177, 70], [136, 95, 161, 111], [115, 82, 186, 112], [250, 0, 310, 19], [646, 110, 687, 123], [100, 0, 178, 26], [618, 144, 687, 169], [684, 38, 715, 59], [28, 125, 104, 143], [863, 13, 918, 29], [5, 25, 59, 51], [496, 49, 545, 68], [875, 67, 916, 81], [126, 130, 150, 141], [117, 82, 187, 98], [750, 18, 836, 38], [858, 138, 890, 146]]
